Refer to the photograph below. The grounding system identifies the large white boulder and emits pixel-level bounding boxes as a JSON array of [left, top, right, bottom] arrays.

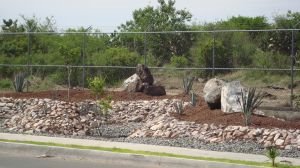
[[122, 74, 141, 92], [221, 81, 244, 113], [203, 78, 225, 109]]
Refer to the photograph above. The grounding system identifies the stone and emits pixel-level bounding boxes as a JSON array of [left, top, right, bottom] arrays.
[[150, 123, 164, 131], [221, 81, 244, 113], [203, 78, 225, 109], [275, 139, 285, 146], [136, 64, 154, 85], [143, 85, 166, 96], [122, 74, 142, 92], [128, 116, 143, 122]]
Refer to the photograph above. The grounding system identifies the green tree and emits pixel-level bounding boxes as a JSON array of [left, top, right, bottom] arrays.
[[117, 0, 193, 65]]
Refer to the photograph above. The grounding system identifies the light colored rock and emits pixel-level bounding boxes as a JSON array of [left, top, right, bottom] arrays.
[[221, 81, 244, 113], [275, 139, 285, 146], [203, 78, 225, 109], [122, 74, 141, 92], [150, 123, 164, 131]]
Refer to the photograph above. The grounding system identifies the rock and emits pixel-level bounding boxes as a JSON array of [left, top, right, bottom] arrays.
[[122, 74, 141, 92], [150, 123, 164, 131], [275, 139, 285, 146], [221, 81, 244, 113], [136, 64, 154, 85], [143, 85, 166, 96], [128, 116, 143, 122], [203, 78, 225, 109]]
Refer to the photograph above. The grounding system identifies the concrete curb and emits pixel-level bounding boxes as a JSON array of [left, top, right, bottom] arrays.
[[0, 133, 299, 166]]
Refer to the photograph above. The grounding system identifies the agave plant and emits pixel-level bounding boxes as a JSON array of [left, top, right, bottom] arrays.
[[266, 146, 279, 167], [182, 76, 194, 95], [174, 100, 184, 115], [238, 88, 265, 126], [12, 72, 27, 92]]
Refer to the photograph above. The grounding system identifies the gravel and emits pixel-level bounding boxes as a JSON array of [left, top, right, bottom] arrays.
[[0, 120, 299, 158]]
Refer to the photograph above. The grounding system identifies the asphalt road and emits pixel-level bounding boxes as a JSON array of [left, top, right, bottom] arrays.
[[0, 151, 142, 168]]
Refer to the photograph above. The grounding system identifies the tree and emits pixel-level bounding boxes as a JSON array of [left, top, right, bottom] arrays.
[[117, 0, 193, 65]]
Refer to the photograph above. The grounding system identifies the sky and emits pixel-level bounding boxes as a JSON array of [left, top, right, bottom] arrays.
[[0, 0, 300, 32]]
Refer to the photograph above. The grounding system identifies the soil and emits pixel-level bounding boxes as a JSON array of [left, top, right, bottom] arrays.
[[1, 90, 300, 129]]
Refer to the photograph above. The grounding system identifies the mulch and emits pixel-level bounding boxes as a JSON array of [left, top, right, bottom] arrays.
[[1, 90, 300, 129]]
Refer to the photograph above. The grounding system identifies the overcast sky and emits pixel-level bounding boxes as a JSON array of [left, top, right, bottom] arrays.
[[0, 0, 299, 32]]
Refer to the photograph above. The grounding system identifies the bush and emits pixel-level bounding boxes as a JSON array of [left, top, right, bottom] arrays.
[[90, 47, 139, 85], [88, 76, 105, 99], [0, 78, 12, 89], [170, 55, 189, 68]]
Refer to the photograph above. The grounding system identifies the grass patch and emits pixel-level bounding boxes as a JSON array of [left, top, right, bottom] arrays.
[[0, 139, 298, 168]]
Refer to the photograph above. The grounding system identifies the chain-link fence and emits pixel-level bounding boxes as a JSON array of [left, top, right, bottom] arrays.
[[0, 29, 299, 109]]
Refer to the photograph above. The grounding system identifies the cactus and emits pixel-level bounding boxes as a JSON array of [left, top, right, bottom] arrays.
[[174, 100, 184, 115], [12, 73, 27, 92], [191, 92, 197, 107], [183, 76, 194, 94]]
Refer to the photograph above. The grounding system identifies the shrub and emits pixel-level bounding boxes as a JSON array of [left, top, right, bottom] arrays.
[[0, 78, 12, 89], [238, 88, 265, 126], [88, 76, 105, 99], [170, 55, 189, 68]]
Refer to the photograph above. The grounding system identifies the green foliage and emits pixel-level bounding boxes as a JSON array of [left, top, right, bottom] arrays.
[[265, 146, 280, 167], [182, 76, 194, 94], [174, 100, 184, 115], [190, 38, 231, 77], [252, 50, 290, 69], [13, 72, 27, 92], [97, 96, 112, 118], [91, 47, 139, 85], [238, 88, 265, 126], [88, 76, 105, 99], [118, 0, 193, 64], [170, 55, 189, 68], [0, 78, 12, 89]]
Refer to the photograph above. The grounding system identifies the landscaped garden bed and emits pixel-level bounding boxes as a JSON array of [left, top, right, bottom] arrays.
[[1, 89, 300, 158]]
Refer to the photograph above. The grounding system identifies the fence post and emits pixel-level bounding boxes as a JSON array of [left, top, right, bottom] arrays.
[[144, 31, 147, 66], [26, 31, 31, 92], [82, 32, 86, 90], [290, 30, 295, 108], [212, 31, 215, 77]]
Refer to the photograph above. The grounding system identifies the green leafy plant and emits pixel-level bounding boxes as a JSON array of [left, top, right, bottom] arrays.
[[0, 78, 12, 89], [94, 96, 112, 136], [238, 88, 265, 126], [88, 76, 106, 99], [12, 72, 27, 92], [182, 76, 194, 95], [266, 146, 280, 167], [174, 100, 184, 115]]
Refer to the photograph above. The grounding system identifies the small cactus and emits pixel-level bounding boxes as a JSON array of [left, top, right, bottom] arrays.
[[13, 73, 27, 92]]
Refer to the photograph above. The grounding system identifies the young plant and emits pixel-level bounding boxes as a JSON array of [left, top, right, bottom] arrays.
[[182, 76, 194, 95], [94, 96, 112, 136], [190, 91, 197, 107], [13, 72, 27, 92], [266, 146, 279, 167], [88, 76, 105, 99], [174, 100, 184, 115], [238, 88, 265, 126]]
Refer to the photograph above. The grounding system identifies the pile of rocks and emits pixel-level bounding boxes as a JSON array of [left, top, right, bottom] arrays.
[[1, 97, 101, 136], [1, 97, 299, 149]]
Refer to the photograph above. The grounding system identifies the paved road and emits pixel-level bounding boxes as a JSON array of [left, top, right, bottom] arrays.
[[0, 149, 256, 168], [0, 151, 141, 168]]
